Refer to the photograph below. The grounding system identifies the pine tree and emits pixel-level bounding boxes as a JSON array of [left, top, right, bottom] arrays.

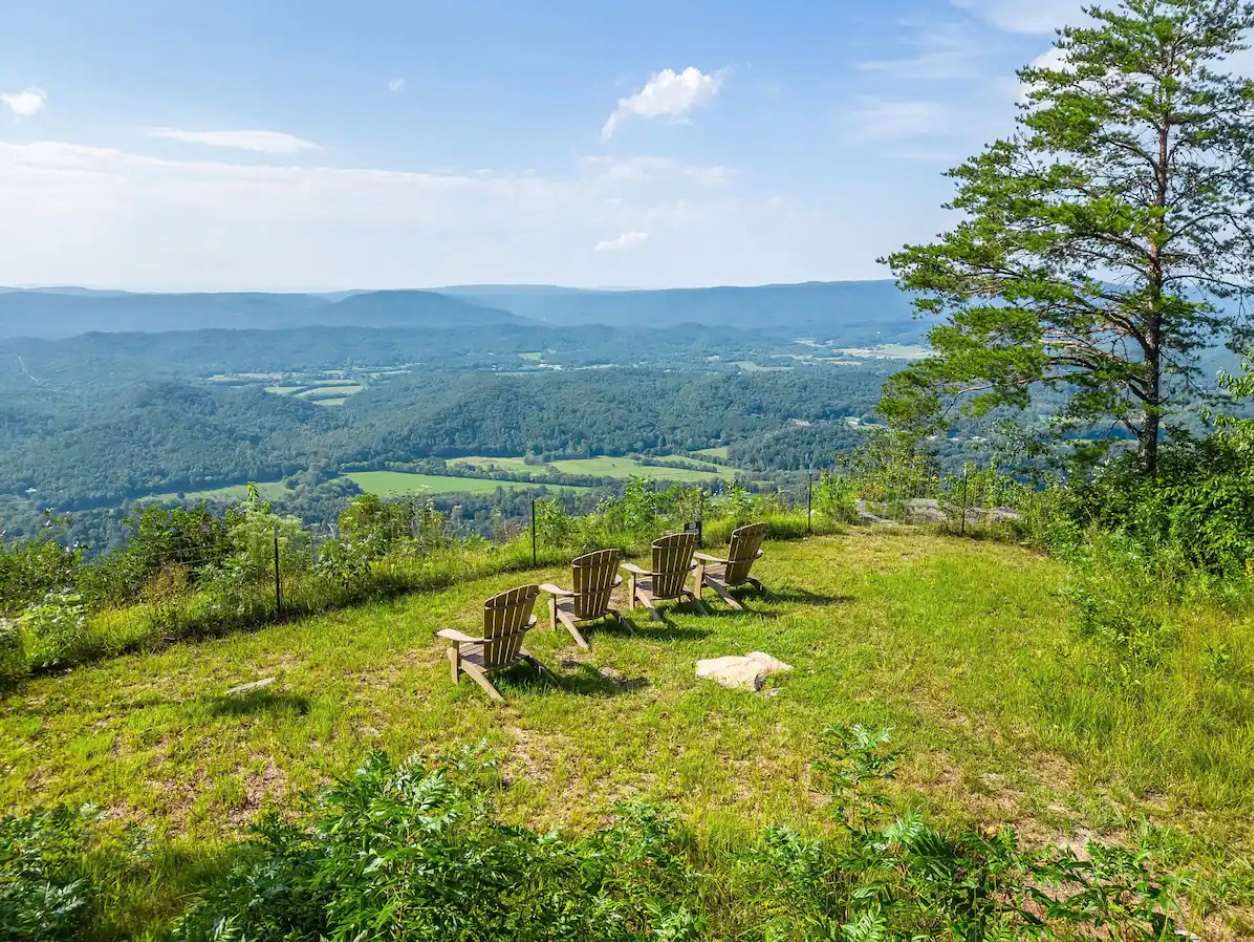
[[882, 0, 1254, 475]]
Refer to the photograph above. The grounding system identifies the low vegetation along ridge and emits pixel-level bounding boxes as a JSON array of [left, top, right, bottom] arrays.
[[2, 422, 1254, 937]]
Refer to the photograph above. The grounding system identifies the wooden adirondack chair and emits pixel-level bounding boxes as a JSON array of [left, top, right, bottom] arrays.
[[435, 584, 551, 703], [622, 532, 704, 620], [694, 522, 768, 610], [539, 549, 628, 649]]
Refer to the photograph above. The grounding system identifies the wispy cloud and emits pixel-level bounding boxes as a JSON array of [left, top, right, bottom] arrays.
[[858, 21, 987, 79], [387, 77, 406, 93], [0, 139, 892, 288], [601, 67, 724, 140], [950, 0, 1086, 34], [594, 231, 649, 253], [1, 87, 47, 117], [582, 155, 732, 186], [147, 127, 322, 154], [845, 98, 956, 143]]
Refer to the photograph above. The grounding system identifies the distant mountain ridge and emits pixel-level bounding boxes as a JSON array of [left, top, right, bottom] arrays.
[[0, 280, 922, 342], [0, 289, 527, 339], [438, 280, 918, 334]]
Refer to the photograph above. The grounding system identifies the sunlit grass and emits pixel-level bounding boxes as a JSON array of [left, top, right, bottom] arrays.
[[1, 530, 1249, 934]]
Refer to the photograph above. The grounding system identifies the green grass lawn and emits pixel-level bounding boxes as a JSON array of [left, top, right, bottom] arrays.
[[691, 445, 731, 460], [1, 531, 1249, 935], [297, 384, 363, 398], [451, 453, 736, 482], [548, 455, 736, 482], [144, 480, 290, 503], [446, 455, 535, 472], [341, 470, 588, 496]]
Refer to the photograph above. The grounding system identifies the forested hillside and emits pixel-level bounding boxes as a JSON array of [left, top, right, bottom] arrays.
[[0, 367, 889, 509]]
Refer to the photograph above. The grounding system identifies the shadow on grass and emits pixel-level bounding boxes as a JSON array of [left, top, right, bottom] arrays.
[[619, 612, 714, 641], [207, 689, 312, 717], [758, 588, 855, 606], [494, 661, 649, 699], [557, 662, 649, 698]]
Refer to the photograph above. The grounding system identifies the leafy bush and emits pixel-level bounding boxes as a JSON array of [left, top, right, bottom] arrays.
[[0, 618, 25, 689], [224, 488, 310, 581], [0, 535, 81, 617], [812, 471, 858, 523], [1065, 531, 1180, 670], [1067, 439, 1254, 573], [81, 505, 228, 607], [20, 592, 92, 671], [0, 805, 96, 941], [168, 749, 701, 942], [337, 494, 415, 558]]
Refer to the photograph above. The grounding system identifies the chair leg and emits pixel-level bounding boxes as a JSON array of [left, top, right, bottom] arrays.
[[557, 610, 590, 650], [609, 607, 635, 635], [686, 590, 712, 615], [447, 645, 461, 684], [462, 663, 505, 703], [520, 649, 556, 680], [549, 596, 558, 632], [708, 579, 743, 610], [746, 577, 765, 594], [636, 589, 660, 621]]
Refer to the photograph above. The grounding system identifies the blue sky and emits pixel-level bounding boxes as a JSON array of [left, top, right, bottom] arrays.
[[0, 0, 1089, 290]]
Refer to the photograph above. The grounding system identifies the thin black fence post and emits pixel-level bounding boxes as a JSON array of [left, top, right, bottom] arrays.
[[960, 469, 969, 537], [272, 524, 283, 617], [807, 471, 813, 534], [530, 497, 538, 566], [697, 488, 704, 547]]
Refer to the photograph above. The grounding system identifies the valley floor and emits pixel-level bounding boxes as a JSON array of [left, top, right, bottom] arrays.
[[1, 530, 1250, 936]]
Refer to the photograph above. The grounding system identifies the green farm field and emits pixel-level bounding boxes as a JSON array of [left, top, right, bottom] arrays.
[[340, 470, 589, 496]]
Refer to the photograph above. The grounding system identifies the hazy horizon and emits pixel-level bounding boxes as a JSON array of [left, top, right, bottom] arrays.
[[1, 0, 1101, 291]]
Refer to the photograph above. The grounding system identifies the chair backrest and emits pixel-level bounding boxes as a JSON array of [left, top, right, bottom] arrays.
[[571, 548, 621, 619], [724, 523, 767, 585], [650, 532, 697, 599], [481, 584, 539, 668]]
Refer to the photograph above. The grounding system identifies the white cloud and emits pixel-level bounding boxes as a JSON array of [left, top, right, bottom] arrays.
[[1, 87, 47, 117], [846, 98, 956, 143], [582, 155, 732, 186], [1017, 45, 1071, 100], [601, 66, 723, 140], [388, 77, 406, 93], [0, 138, 916, 289], [858, 22, 986, 79], [147, 127, 322, 154], [593, 231, 649, 253], [950, 0, 1086, 34]]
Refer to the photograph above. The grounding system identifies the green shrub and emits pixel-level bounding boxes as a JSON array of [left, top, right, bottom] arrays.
[[1067, 440, 1254, 573], [812, 471, 858, 523], [0, 536, 82, 617], [0, 805, 96, 941], [20, 592, 93, 671], [167, 749, 702, 942], [0, 618, 26, 688], [81, 505, 229, 607], [1065, 531, 1181, 670]]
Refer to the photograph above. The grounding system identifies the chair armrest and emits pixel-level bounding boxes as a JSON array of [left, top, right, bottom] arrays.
[[693, 552, 729, 564], [436, 628, 481, 643], [539, 582, 574, 596], [612, 574, 623, 587], [526, 614, 539, 629], [621, 562, 649, 575]]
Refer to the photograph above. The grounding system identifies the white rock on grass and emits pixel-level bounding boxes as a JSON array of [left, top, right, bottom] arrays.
[[695, 651, 792, 692]]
